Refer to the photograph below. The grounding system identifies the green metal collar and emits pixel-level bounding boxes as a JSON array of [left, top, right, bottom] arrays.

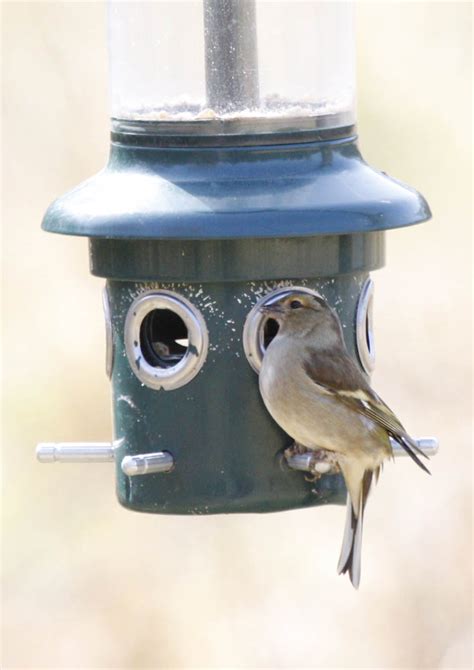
[[90, 233, 385, 282], [42, 135, 431, 240]]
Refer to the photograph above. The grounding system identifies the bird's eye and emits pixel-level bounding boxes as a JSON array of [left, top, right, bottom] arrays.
[[290, 300, 303, 310]]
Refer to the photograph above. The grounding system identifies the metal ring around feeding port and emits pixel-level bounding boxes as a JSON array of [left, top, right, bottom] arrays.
[[125, 290, 208, 390], [102, 285, 114, 379], [356, 278, 375, 374], [243, 286, 323, 374]]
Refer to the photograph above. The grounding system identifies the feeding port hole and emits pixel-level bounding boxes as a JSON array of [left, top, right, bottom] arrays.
[[262, 318, 280, 349], [140, 309, 189, 369], [125, 290, 209, 390]]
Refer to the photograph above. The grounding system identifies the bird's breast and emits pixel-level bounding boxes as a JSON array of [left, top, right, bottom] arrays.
[[259, 338, 386, 458]]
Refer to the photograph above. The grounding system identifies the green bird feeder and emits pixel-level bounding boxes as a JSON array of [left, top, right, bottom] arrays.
[[37, 1, 437, 514]]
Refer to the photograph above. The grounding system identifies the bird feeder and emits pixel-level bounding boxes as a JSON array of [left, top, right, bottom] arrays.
[[37, 1, 437, 514]]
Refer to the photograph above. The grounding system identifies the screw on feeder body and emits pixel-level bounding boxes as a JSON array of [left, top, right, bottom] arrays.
[[121, 452, 174, 477]]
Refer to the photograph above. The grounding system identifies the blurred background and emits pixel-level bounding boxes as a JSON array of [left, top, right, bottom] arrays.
[[2, 2, 472, 668]]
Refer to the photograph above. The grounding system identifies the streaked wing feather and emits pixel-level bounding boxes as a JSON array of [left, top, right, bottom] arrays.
[[348, 395, 405, 437], [303, 349, 430, 472]]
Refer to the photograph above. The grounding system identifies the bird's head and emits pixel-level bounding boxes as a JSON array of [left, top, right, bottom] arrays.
[[259, 291, 344, 345]]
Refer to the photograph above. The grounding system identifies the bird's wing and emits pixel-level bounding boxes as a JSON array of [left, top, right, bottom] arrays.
[[303, 349, 430, 473]]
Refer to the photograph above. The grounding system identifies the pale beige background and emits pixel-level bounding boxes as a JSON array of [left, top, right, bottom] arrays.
[[2, 2, 472, 669]]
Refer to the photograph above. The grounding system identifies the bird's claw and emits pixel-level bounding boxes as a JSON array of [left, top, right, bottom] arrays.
[[305, 471, 322, 482], [310, 448, 340, 474], [285, 443, 340, 477]]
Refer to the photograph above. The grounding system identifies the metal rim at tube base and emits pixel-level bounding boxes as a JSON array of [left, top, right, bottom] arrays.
[[110, 118, 356, 148]]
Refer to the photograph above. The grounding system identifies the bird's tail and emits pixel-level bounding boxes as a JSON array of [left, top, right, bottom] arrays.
[[396, 434, 431, 474], [337, 466, 375, 589]]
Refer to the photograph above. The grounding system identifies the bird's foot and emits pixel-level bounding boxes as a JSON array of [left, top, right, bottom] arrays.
[[284, 442, 308, 460], [285, 444, 340, 478], [310, 449, 340, 474], [304, 471, 322, 482], [304, 451, 340, 481]]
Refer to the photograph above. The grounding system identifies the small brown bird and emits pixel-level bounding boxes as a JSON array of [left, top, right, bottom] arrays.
[[259, 291, 429, 588]]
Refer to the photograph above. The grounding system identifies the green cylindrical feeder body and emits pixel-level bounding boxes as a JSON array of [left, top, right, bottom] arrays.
[[99, 243, 381, 514], [43, 131, 430, 515]]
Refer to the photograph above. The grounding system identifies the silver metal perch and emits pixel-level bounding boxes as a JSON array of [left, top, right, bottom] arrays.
[[36, 437, 437, 476], [36, 442, 115, 463], [286, 437, 439, 474], [36, 442, 175, 477]]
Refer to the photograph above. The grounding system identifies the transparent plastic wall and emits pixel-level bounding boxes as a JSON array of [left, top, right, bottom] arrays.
[[108, 1, 355, 129]]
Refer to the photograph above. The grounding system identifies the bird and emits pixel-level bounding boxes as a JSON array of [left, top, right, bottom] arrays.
[[258, 290, 430, 588]]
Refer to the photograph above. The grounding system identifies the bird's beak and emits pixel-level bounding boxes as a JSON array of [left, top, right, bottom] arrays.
[[259, 304, 284, 316]]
